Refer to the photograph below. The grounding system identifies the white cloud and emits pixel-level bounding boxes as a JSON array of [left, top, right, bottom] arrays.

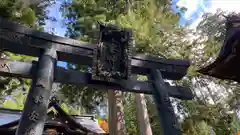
[[188, 0, 240, 28], [177, 0, 240, 29]]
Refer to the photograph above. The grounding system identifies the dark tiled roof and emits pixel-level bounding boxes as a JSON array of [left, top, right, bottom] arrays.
[[0, 106, 106, 134]]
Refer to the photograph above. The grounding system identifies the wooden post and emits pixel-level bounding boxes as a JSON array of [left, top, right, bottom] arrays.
[[135, 93, 152, 135], [133, 74, 152, 135], [15, 47, 57, 135], [148, 69, 181, 135], [108, 90, 127, 135], [108, 90, 116, 135]]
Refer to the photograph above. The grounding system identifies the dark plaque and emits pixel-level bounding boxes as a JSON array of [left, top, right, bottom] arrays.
[[92, 23, 132, 82]]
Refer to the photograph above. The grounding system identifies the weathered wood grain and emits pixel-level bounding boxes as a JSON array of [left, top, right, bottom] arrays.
[[0, 59, 193, 100], [0, 18, 190, 80]]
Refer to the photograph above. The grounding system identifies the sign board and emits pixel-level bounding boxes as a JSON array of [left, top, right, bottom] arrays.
[[92, 23, 132, 82]]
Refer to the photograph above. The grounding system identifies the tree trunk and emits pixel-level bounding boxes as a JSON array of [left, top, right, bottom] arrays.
[[135, 93, 152, 135], [108, 90, 127, 135]]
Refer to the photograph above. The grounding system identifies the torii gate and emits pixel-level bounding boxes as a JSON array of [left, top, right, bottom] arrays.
[[0, 18, 193, 135]]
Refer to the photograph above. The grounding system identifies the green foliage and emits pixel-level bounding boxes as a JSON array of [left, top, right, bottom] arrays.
[[7, 53, 37, 61], [230, 116, 240, 134], [0, 0, 25, 20], [0, 91, 26, 110], [59, 84, 106, 114], [61, 103, 69, 113], [0, 0, 54, 28], [60, 102, 81, 115], [123, 94, 139, 135], [19, 7, 36, 26], [182, 120, 214, 135], [145, 95, 162, 134], [0, 96, 80, 116], [181, 100, 233, 135], [1, 99, 19, 109]]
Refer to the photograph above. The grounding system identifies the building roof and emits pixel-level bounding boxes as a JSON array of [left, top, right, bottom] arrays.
[[0, 101, 107, 135], [198, 20, 240, 82]]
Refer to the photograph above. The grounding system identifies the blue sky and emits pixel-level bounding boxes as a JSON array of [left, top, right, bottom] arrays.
[[45, 0, 67, 68], [45, 0, 66, 36], [171, 0, 212, 25], [172, 0, 240, 28]]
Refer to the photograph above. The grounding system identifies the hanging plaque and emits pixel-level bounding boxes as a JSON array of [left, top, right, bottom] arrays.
[[92, 23, 132, 82]]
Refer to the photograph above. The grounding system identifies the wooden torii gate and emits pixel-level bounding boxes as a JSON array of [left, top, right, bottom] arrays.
[[0, 18, 193, 135]]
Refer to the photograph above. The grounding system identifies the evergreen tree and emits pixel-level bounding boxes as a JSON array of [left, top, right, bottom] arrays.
[[178, 9, 240, 135]]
